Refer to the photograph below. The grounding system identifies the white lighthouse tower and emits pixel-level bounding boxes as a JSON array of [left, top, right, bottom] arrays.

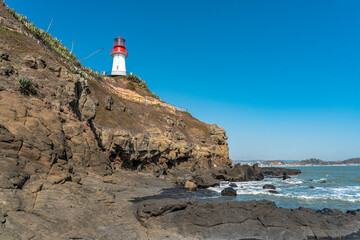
[[111, 35, 128, 76]]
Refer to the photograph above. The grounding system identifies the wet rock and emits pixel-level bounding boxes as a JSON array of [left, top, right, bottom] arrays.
[[221, 187, 237, 196], [261, 167, 301, 177], [283, 173, 291, 180], [346, 210, 358, 215], [309, 186, 315, 188], [213, 163, 264, 182], [229, 183, 237, 187], [263, 184, 276, 190], [269, 190, 279, 194]]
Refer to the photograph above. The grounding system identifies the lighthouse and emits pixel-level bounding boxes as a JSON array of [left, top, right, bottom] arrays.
[[110, 35, 128, 76]]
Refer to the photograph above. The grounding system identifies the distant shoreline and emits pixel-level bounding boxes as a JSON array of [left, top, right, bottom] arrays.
[[259, 164, 360, 167]]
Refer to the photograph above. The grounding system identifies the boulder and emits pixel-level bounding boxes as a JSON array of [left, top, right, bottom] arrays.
[[194, 174, 220, 188], [213, 163, 264, 182], [184, 181, 197, 191], [229, 183, 237, 187], [283, 173, 291, 180], [263, 184, 276, 190], [221, 187, 237, 196], [261, 167, 301, 177], [269, 190, 279, 194]]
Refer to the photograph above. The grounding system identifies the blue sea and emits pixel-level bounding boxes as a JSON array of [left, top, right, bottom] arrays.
[[208, 165, 360, 211]]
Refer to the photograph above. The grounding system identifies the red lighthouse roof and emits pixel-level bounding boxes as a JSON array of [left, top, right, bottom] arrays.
[[111, 36, 128, 58]]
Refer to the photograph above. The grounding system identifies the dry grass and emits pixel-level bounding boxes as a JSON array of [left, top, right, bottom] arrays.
[[88, 78, 211, 142]]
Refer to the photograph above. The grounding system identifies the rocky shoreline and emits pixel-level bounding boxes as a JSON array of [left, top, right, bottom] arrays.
[[134, 198, 360, 240], [1, 168, 359, 240], [1, 2, 360, 239]]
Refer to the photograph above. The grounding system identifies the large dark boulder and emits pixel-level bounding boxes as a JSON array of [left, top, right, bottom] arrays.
[[213, 163, 264, 182], [283, 173, 291, 180], [221, 187, 237, 197], [194, 174, 220, 188], [261, 167, 301, 177], [229, 183, 237, 187], [269, 190, 279, 194], [263, 184, 276, 190]]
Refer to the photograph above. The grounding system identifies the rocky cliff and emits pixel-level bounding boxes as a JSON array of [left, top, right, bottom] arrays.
[[0, 1, 230, 190]]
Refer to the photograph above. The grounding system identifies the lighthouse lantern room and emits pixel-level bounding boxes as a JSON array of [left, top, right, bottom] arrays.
[[111, 35, 128, 76]]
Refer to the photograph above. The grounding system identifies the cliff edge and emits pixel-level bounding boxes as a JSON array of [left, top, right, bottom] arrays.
[[0, 1, 230, 189]]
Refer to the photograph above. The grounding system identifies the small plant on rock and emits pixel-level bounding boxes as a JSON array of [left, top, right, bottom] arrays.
[[18, 78, 36, 95], [127, 73, 142, 83]]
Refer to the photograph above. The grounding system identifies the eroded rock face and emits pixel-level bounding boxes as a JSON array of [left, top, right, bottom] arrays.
[[1, 4, 231, 182], [98, 124, 231, 176], [134, 198, 360, 240], [0, 92, 112, 189]]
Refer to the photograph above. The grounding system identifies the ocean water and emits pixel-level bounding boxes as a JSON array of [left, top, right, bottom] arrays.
[[208, 165, 360, 211]]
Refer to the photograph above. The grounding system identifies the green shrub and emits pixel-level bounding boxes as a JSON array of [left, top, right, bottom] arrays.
[[127, 73, 151, 91], [151, 92, 160, 100], [127, 73, 142, 83], [19, 78, 36, 95], [69, 65, 80, 74]]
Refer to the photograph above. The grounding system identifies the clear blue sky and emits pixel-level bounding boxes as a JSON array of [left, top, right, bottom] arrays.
[[7, 0, 360, 161]]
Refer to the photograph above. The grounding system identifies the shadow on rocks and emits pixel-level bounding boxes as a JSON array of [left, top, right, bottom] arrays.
[[130, 186, 218, 204]]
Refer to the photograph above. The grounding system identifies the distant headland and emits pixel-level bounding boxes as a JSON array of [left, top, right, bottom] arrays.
[[257, 158, 360, 167]]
